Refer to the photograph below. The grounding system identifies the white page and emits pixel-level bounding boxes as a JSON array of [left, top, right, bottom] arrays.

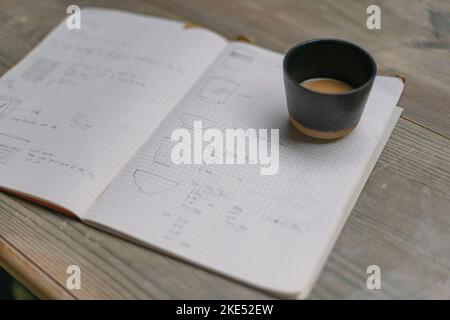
[[0, 8, 227, 216], [296, 106, 403, 299], [84, 42, 404, 296]]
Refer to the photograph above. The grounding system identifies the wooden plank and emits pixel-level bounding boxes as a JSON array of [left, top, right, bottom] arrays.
[[0, 0, 448, 299], [313, 118, 450, 299], [149, 0, 450, 138]]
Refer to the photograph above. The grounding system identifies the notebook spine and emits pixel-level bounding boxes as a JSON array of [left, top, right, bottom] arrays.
[[183, 21, 255, 44]]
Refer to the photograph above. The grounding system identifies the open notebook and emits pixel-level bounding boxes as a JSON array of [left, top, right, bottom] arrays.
[[0, 8, 404, 298]]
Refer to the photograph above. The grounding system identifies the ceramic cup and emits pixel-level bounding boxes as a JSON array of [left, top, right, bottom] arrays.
[[283, 39, 377, 139]]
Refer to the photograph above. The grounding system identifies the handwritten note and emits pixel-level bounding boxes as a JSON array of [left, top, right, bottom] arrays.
[[0, 8, 227, 214], [85, 41, 404, 297]]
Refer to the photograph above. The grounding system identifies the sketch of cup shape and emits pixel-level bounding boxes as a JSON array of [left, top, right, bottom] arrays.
[[198, 77, 239, 104], [0, 133, 30, 164], [223, 48, 257, 71], [133, 169, 179, 196], [0, 96, 21, 121]]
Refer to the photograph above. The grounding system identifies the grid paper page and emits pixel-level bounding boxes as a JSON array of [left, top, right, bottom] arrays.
[[0, 8, 227, 215], [85, 42, 404, 296]]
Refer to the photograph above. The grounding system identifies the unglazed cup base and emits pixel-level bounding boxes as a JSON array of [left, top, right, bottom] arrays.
[[290, 116, 356, 140]]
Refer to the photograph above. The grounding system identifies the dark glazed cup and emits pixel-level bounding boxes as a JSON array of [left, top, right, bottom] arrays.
[[283, 39, 377, 139]]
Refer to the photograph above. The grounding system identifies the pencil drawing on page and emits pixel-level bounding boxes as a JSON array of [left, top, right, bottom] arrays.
[[153, 139, 173, 168], [198, 77, 239, 104], [24, 148, 96, 180], [0, 95, 21, 122], [179, 112, 218, 130], [133, 169, 179, 196], [69, 113, 92, 130], [0, 133, 30, 164], [222, 48, 257, 71]]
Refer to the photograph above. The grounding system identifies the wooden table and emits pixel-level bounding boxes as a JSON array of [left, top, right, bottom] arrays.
[[0, 0, 449, 299]]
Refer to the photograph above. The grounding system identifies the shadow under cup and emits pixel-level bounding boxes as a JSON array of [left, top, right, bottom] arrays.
[[283, 39, 377, 139]]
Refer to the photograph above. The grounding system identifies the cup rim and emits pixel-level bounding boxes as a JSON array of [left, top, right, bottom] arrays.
[[283, 38, 377, 96]]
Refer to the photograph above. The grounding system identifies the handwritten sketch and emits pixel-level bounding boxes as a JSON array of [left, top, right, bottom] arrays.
[[261, 213, 306, 234], [198, 77, 239, 104], [132, 56, 185, 75], [56, 33, 130, 47], [261, 211, 323, 235], [179, 178, 228, 216], [180, 112, 218, 130], [29, 106, 45, 116], [153, 140, 173, 167], [0, 133, 30, 164], [222, 48, 257, 71], [50, 37, 184, 75], [133, 169, 179, 196], [0, 96, 21, 121], [69, 113, 92, 130], [222, 205, 249, 232], [258, 59, 282, 71], [162, 214, 190, 245], [59, 64, 146, 88], [10, 116, 58, 130], [22, 58, 59, 83], [25, 148, 95, 180]]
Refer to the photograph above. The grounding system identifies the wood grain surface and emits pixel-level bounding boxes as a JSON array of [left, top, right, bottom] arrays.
[[0, 0, 449, 299]]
